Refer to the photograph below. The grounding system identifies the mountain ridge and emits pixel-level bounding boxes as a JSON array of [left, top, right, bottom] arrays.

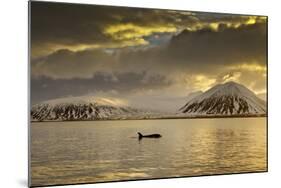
[[31, 82, 266, 121]]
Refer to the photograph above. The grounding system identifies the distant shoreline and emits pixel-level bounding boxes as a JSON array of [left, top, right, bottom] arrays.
[[31, 114, 267, 123]]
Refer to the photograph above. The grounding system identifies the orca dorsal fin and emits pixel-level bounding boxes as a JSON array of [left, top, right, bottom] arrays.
[[137, 132, 143, 138]]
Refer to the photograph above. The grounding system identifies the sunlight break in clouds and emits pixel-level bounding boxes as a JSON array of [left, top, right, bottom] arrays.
[[31, 2, 267, 109]]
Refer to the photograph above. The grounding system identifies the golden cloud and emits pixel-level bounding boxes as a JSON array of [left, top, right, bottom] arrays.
[[230, 63, 266, 73], [103, 23, 177, 44], [32, 23, 177, 58], [217, 63, 267, 95], [187, 15, 267, 32], [32, 39, 148, 59], [221, 72, 242, 83], [32, 43, 102, 59], [183, 74, 216, 91]]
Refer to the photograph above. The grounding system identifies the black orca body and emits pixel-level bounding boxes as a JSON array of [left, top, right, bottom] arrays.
[[137, 132, 162, 139]]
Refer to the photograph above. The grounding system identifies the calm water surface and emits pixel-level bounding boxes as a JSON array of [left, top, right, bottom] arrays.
[[31, 118, 267, 186]]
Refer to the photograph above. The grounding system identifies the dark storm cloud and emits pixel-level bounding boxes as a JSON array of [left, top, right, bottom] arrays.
[[31, 1, 263, 58], [31, 2, 194, 57], [31, 21, 266, 95], [31, 72, 172, 104], [32, 48, 118, 79], [116, 22, 266, 75], [165, 22, 266, 69], [31, 2, 114, 45], [30, 2, 267, 104], [30, 1, 193, 43]]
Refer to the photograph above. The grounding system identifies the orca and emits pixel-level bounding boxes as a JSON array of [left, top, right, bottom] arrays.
[[137, 132, 162, 139]]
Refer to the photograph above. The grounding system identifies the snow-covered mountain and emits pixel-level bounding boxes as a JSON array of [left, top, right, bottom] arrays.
[[179, 81, 266, 116], [31, 82, 266, 121], [31, 96, 155, 121]]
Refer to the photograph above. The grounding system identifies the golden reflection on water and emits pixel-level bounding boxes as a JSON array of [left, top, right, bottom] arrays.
[[31, 118, 266, 186]]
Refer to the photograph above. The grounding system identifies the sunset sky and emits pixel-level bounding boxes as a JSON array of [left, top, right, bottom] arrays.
[[30, 2, 267, 111]]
